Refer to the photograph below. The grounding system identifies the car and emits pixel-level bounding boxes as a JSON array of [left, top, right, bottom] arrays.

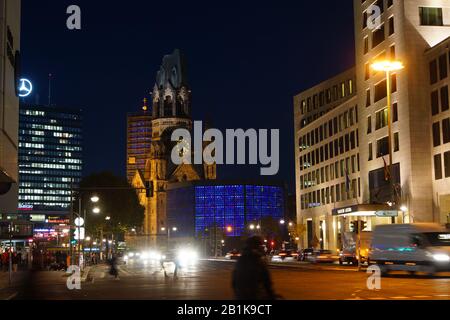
[[271, 250, 296, 262], [308, 250, 339, 264], [298, 248, 314, 261], [225, 250, 241, 260], [369, 223, 450, 276]]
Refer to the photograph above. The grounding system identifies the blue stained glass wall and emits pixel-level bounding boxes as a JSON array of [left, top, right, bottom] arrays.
[[194, 184, 284, 237]]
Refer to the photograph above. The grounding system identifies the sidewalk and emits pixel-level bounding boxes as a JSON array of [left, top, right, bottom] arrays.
[[0, 271, 28, 300]]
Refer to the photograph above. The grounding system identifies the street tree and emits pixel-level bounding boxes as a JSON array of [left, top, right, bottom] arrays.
[[76, 172, 145, 238]]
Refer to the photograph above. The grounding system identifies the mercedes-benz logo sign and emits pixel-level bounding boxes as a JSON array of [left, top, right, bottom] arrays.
[[18, 78, 33, 97]]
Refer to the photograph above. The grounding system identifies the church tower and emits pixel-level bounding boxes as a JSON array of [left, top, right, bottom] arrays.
[[135, 49, 216, 246]]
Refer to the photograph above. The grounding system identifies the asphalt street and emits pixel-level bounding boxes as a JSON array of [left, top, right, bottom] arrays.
[[5, 260, 450, 300]]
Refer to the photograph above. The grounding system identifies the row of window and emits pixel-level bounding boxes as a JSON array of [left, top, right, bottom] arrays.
[[19, 163, 82, 170], [300, 179, 361, 210], [19, 202, 70, 209], [19, 142, 82, 152], [432, 118, 450, 147], [19, 156, 82, 164], [434, 152, 450, 180], [299, 106, 358, 152], [299, 80, 354, 128], [300, 154, 360, 190], [19, 150, 81, 159], [18, 195, 72, 202], [19, 182, 72, 189], [21, 123, 82, 133], [19, 170, 82, 177], [19, 189, 72, 196], [20, 175, 80, 183], [430, 53, 450, 85], [300, 130, 359, 171]]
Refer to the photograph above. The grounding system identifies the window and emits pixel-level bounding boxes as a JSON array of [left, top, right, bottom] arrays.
[[394, 132, 399, 152], [349, 80, 354, 95], [435, 154, 443, 180], [390, 45, 396, 59], [369, 143, 373, 161], [443, 118, 450, 144], [420, 7, 443, 26], [376, 137, 389, 158], [441, 86, 449, 112], [364, 37, 369, 54], [375, 108, 388, 130], [375, 80, 387, 102], [393, 103, 398, 122], [365, 63, 370, 80], [367, 116, 372, 134], [430, 60, 438, 85], [440, 54, 448, 80], [433, 122, 441, 147], [372, 24, 385, 48], [366, 89, 371, 107], [388, 17, 395, 35], [432, 90, 440, 115], [445, 152, 450, 178]]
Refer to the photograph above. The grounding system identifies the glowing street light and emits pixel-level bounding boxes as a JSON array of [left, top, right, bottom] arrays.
[[280, 220, 286, 225], [401, 205, 408, 213], [90, 196, 100, 203], [371, 59, 404, 207], [249, 224, 256, 230], [92, 207, 101, 214], [105, 216, 111, 221], [371, 60, 404, 73]]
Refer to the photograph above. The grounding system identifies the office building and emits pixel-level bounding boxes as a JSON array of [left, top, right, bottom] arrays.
[[0, 0, 21, 214], [294, 0, 450, 250], [126, 99, 152, 183], [18, 104, 83, 212]]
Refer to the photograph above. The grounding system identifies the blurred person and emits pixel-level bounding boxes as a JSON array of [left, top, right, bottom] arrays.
[[12, 252, 19, 272], [1, 249, 9, 272], [108, 254, 119, 280], [232, 236, 277, 300]]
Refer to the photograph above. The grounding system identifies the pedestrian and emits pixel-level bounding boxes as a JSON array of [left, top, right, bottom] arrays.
[[12, 252, 19, 272], [108, 254, 119, 280], [1, 250, 9, 272], [232, 236, 277, 300]]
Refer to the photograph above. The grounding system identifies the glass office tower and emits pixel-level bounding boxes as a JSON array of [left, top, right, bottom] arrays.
[[18, 104, 83, 212]]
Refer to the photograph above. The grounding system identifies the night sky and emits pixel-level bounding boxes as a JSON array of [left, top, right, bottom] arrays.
[[20, 0, 355, 192]]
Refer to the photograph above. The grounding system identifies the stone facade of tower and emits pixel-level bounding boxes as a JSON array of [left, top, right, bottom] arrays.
[[131, 49, 216, 247]]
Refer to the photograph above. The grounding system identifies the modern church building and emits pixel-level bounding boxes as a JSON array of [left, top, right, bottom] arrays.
[[294, 0, 450, 250]]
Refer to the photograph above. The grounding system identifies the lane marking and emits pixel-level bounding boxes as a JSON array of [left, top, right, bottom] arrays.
[[390, 297, 409, 299]]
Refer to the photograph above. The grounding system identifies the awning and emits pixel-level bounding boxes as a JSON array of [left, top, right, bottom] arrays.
[[332, 204, 399, 217]]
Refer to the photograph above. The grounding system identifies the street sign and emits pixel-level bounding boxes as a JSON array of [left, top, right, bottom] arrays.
[[74, 217, 85, 227], [74, 227, 85, 240], [375, 211, 398, 217]]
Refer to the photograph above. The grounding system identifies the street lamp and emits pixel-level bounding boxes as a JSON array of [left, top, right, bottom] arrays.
[[90, 195, 100, 203], [280, 220, 286, 225], [371, 59, 404, 206]]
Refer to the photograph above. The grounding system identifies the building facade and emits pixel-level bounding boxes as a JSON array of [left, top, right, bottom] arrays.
[[130, 50, 216, 247], [295, 0, 450, 250], [18, 104, 83, 212], [0, 0, 21, 214], [166, 181, 285, 253], [126, 100, 152, 183]]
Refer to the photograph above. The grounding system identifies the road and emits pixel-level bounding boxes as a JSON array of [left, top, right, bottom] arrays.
[[7, 259, 450, 300]]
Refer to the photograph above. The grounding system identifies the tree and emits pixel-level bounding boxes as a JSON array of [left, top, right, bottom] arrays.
[[76, 172, 144, 237]]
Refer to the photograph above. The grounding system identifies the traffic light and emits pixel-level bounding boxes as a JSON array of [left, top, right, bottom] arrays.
[[351, 221, 367, 233]]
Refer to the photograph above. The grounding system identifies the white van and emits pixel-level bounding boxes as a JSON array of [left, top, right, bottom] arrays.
[[369, 223, 450, 276]]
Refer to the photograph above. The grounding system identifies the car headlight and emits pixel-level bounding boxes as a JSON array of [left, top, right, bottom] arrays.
[[433, 254, 450, 262], [128, 253, 135, 258]]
